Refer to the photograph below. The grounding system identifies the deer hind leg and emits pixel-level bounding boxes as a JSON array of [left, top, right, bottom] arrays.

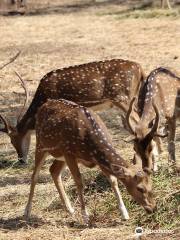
[[167, 116, 176, 163], [65, 155, 89, 225], [103, 171, 129, 220], [24, 149, 47, 219], [49, 160, 74, 214], [154, 135, 164, 153]]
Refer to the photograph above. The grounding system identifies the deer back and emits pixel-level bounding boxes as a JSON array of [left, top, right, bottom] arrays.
[[35, 99, 156, 213], [137, 67, 180, 133], [36, 99, 127, 169]]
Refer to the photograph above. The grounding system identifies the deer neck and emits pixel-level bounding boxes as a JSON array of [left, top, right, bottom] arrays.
[[86, 131, 129, 175], [82, 107, 130, 174], [17, 86, 46, 134], [16, 114, 35, 135]]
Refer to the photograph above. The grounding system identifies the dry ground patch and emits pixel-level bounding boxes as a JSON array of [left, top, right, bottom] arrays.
[[0, 1, 180, 239]]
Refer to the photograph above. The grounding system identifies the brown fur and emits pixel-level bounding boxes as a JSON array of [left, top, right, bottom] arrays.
[[24, 99, 156, 224], [0, 59, 145, 163], [128, 67, 180, 171]]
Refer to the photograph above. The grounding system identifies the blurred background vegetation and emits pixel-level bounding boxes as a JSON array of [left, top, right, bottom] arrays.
[[0, 0, 180, 16]]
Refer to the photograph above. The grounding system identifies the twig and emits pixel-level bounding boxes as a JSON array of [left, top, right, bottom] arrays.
[[0, 51, 21, 70], [163, 189, 180, 200]]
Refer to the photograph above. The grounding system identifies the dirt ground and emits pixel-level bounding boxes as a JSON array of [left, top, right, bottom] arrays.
[[0, 1, 180, 239]]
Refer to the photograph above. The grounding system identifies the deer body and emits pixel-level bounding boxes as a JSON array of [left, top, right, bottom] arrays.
[[127, 67, 180, 171], [0, 59, 144, 163], [24, 99, 155, 224]]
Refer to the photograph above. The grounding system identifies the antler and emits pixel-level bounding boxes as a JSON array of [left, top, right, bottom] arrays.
[[0, 51, 21, 70], [14, 71, 29, 122], [145, 101, 160, 141], [126, 97, 136, 134], [0, 114, 10, 133], [151, 102, 168, 138]]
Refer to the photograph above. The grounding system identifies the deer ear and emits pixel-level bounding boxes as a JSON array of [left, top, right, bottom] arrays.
[[111, 164, 132, 178]]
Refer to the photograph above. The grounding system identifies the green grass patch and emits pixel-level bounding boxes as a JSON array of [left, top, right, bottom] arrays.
[[66, 166, 180, 229], [98, 8, 180, 19]]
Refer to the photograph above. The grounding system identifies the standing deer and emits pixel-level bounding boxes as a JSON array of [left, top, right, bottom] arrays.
[[0, 59, 145, 163], [127, 67, 180, 172], [24, 99, 156, 224]]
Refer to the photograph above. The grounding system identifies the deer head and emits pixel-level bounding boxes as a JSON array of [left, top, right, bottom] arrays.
[[111, 161, 155, 213], [126, 97, 167, 171], [0, 72, 30, 163]]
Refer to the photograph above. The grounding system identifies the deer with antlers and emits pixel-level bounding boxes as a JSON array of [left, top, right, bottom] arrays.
[[127, 67, 180, 172], [24, 99, 156, 224], [0, 59, 144, 163]]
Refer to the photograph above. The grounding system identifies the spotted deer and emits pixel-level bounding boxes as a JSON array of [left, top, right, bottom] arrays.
[[0, 59, 144, 163], [127, 67, 180, 172], [24, 99, 156, 224]]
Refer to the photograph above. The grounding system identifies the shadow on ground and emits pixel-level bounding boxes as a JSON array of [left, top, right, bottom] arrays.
[[0, 216, 47, 231]]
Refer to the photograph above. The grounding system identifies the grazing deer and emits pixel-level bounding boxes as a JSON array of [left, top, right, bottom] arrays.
[[0, 59, 145, 163], [24, 99, 156, 224], [127, 67, 180, 172]]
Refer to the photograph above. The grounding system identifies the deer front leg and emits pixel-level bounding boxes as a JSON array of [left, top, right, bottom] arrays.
[[65, 155, 89, 225], [103, 172, 129, 220], [166, 0, 172, 10], [151, 139, 159, 172], [166, 117, 176, 164], [152, 135, 164, 172], [49, 160, 74, 214], [24, 149, 46, 219], [161, 0, 172, 9]]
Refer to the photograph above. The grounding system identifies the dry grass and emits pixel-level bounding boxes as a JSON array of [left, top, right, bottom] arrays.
[[0, 1, 180, 239]]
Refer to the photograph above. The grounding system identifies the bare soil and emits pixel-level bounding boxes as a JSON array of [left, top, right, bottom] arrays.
[[0, 1, 180, 239]]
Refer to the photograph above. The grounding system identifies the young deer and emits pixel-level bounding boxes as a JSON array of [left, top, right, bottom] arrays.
[[0, 59, 145, 163], [24, 99, 156, 224], [127, 67, 180, 172]]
